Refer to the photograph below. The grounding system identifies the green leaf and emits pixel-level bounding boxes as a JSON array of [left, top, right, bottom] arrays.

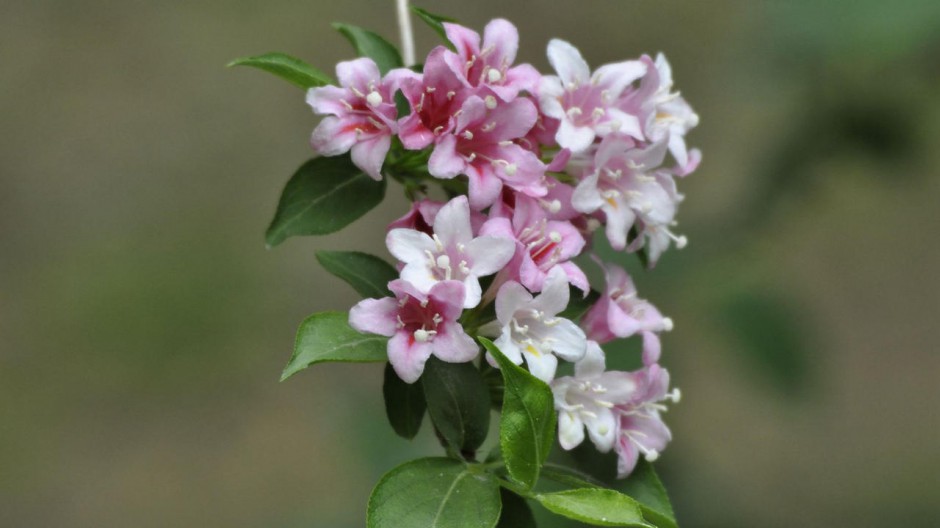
[[541, 463, 607, 489], [332, 23, 404, 73], [265, 155, 386, 247], [383, 363, 426, 439], [534, 488, 651, 527], [479, 337, 555, 490], [497, 488, 536, 528], [620, 460, 677, 528], [315, 250, 397, 298], [281, 311, 386, 381], [227, 52, 333, 89], [368, 458, 501, 528], [421, 357, 491, 455], [411, 6, 457, 45]]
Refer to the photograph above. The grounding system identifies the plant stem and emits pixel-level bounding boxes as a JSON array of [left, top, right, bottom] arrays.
[[395, 0, 415, 66]]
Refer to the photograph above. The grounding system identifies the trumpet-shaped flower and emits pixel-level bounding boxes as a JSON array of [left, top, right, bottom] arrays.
[[307, 58, 415, 179], [480, 194, 588, 292], [386, 196, 515, 308], [483, 267, 587, 382], [572, 137, 687, 262], [397, 47, 468, 150], [581, 260, 672, 365], [428, 95, 547, 209], [539, 39, 647, 153], [551, 343, 679, 477], [442, 19, 541, 101], [619, 53, 699, 167], [349, 280, 477, 383], [613, 364, 679, 477]]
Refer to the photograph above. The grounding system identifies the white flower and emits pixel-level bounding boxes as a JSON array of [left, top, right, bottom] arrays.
[[386, 195, 515, 308], [482, 267, 587, 381]]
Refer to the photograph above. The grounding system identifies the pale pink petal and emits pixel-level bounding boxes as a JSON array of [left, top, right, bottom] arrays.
[[310, 116, 357, 156], [432, 323, 479, 363], [603, 201, 635, 251], [306, 85, 349, 115], [388, 332, 433, 383], [348, 297, 398, 336], [574, 340, 607, 378], [571, 172, 605, 213], [547, 39, 590, 85], [350, 135, 390, 180], [465, 236, 516, 276], [558, 262, 590, 294], [641, 331, 662, 365], [443, 22, 481, 59], [427, 134, 466, 178], [386, 228, 437, 264], [466, 166, 505, 210], [537, 77, 566, 119], [495, 280, 532, 325], [336, 58, 381, 92], [433, 196, 474, 247], [546, 319, 587, 362], [503, 63, 541, 95], [556, 119, 595, 153], [557, 410, 586, 450], [482, 18, 519, 66], [591, 60, 647, 97], [531, 267, 570, 315], [427, 280, 468, 321], [584, 408, 617, 452], [523, 348, 558, 382]]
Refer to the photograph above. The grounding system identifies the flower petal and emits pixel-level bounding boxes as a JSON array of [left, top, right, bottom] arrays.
[[350, 134, 390, 180], [348, 297, 398, 336], [388, 332, 433, 384], [546, 39, 590, 85]]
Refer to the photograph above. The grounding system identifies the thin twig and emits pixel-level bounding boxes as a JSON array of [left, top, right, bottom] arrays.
[[395, 0, 416, 66]]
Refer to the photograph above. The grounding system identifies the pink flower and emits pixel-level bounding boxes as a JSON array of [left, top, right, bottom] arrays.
[[480, 195, 588, 293], [349, 280, 477, 383], [481, 267, 587, 382], [307, 58, 416, 179], [571, 136, 687, 261], [581, 260, 672, 365], [442, 19, 541, 101], [386, 196, 515, 308], [551, 344, 679, 478], [428, 95, 547, 209], [613, 364, 679, 478], [618, 53, 700, 167], [397, 47, 468, 150], [539, 39, 647, 153]]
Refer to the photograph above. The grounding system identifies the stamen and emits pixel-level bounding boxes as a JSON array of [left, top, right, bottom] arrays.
[[662, 317, 674, 331], [366, 91, 383, 107], [462, 130, 474, 140], [503, 163, 518, 176], [446, 90, 456, 100], [484, 95, 498, 110], [413, 328, 437, 342], [566, 107, 583, 119], [549, 231, 563, 243], [486, 68, 502, 83], [481, 121, 497, 132]]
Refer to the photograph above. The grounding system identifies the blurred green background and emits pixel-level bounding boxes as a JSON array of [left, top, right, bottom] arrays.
[[2, 0, 939, 526]]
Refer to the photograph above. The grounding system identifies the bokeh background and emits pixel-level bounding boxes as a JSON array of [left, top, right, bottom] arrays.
[[2, 0, 939, 526]]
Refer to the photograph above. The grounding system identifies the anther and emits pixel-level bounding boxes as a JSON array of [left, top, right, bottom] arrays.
[[486, 68, 502, 83], [661, 317, 674, 331], [366, 91, 383, 107], [484, 95, 498, 109]]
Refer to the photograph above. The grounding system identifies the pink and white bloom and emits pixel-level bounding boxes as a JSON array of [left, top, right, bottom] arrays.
[[552, 341, 638, 451], [307, 58, 416, 179], [349, 280, 477, 383], [397, 47, 468, 150], [613, 364, 679, 477], [619, 53, 700, 167], [581, 260, 672, 365], [572, 137, 687, 260], [429, 95, 547, 209], [386, 196, 515, 308], [482, 267, 587, 382], [480, 195, 588, 293], [442, 19, 541, 101], [539, 39, 647, 153]]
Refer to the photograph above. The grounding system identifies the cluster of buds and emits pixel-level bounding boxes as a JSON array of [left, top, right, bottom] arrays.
[[311, 18, 698, 478]]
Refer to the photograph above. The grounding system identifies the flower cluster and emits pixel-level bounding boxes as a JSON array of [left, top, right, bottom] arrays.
[[314, 19, 699, 478]]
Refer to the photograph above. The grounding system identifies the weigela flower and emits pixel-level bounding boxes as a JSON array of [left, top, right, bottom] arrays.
[[572, 136, 687, 261], [482, 267, 587, 382], [441, 19, 541, 102], [307, 58, 416, 179], [480, 195, 588, 293], [581, 260, 672, 365], [551, 343, 679, 477], [613, 364, 679, 477], [428, 95, 547, 209], [386, 195, 515, 308], [349, 280, 477, 383], [539, 39, 647, 153], [397, 47, 469, 150], [618, 53, 700, 167]]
